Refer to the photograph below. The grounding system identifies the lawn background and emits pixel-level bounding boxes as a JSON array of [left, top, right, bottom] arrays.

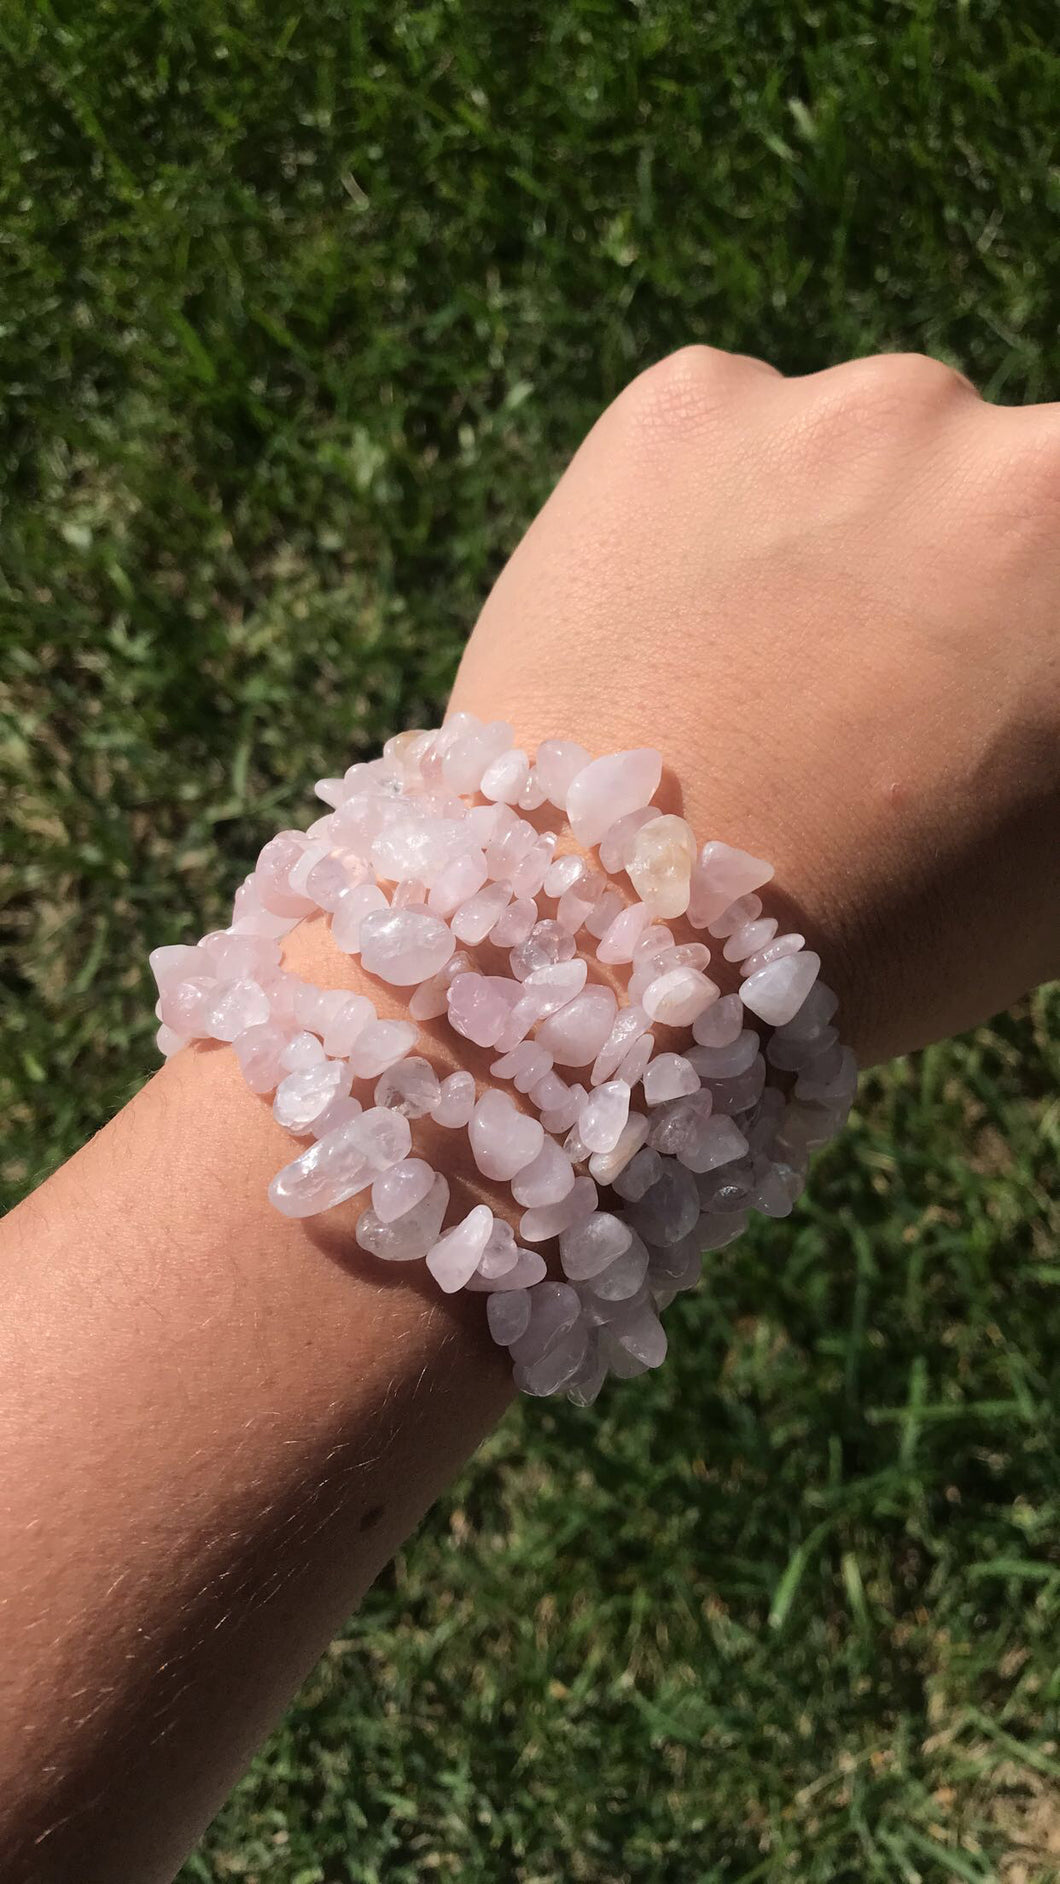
[[2, 3, 1060, 1878]]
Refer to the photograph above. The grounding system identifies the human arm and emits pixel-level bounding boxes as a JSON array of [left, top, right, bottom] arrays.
[[1, 346, 1058, 1882]]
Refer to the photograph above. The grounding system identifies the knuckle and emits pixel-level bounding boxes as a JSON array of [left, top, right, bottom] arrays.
[[617, 345, 772, 440], [796, 353, 975, 455]]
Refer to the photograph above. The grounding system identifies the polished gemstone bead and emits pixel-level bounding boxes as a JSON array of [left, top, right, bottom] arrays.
[[426, 1204, 494, 1293], [255, 831, 317, 917], [269, 1106, 411, 1219], [469, 1090, 544, 1180], [536, 985, 618, 1066], [427, 848, 488, 917], [279, 1030, 327, 1072], [587, 1111, 650, 1185], [519, 1174, 598, 1243], [599, 807, 659, 877], [559, 1211, 633, 1281], [616, 1031, 654, 1088], [707, 893, 763, 940], [480, 747, 530, 803], [687, 842, 774, 930], [430, 1070, 476, 1128], [347, 1019, 418, 1079], [543, 853, 588, 898], [741, 951, 821, 1027], [628, 1163, 700, 1245], [627, 814, 697, 918], [486, 1289, 533, 1346], [451, 880, 513, 945], [409, 950, 472, 1021], [232, 1021, 289, 1095], [310, 1094, 363, 1139], [688, 1028, 760, 1081], [641, 967, 719, 1027], [596, 902, 652, 965], [692, 993, 745, 1048], [566, 748, 662, 848], [447, 972, 519, 1048], [490, 895, 537, 948], [465, 1248, 548, 1292], [511, 1137, 576, 1207], [642, 1053, 700, 1104], [590, 1005, 651, 1085], [371, 1158, 436, 1223], [442, 720, 515, 794], [611, 1145, 663, 1202], [510, 920, 576, 980], [509, 1280, 582, 1367], [358, 908, 455, 985], [201, 977, 271, 1041], [357, 1172, 450, 1260], [740, 931, 805, 978], [273, 1059, 350, 1133], [585, 1231, 649, 1302], [322, 994, 377, 1057], [158, 975, 214, 1035], [534, 739, 591, 808], [578, 1079, 631, 1154], [331, 882, 389, 953], [518, 768, 547, 811], [374, 1056, 441, 1118]]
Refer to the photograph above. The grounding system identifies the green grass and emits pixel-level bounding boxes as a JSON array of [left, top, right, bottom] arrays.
[[3, 2, 1060, 1877]]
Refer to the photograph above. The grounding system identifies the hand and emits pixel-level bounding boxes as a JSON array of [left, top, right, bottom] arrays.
[[451, 346, 1060, 1066]]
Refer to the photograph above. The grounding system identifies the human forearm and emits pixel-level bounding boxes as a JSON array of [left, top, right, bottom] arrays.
[[0, 926, 511, 1883]]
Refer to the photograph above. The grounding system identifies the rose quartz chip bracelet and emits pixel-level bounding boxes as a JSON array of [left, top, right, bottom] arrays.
[[149, 717, 858, 1404]]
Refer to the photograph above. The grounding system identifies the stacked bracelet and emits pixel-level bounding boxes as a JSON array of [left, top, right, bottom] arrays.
[[149, 717, 858, 1404]]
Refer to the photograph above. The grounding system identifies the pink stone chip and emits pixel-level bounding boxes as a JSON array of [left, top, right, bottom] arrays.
[[641, 967, 719, 1027], [331, 882, 389, 953], [723, 916, 778, 963], [741, 951, 821, 1027], [559, 1211, 633, 1281], [469, 1090, 545, 1181], [596, 902, 652, 965], [486, 1290, 532, 1346], [565, 748, 663, 848], [358, 908, 455, 985], [273, 1060, 350, 1133], [687, 841, 774, 930], [480, 747, 530, 803], [642, 1054, 700, 1104], [426, 1204, 494, 1293], [519, 1173, 598, 1243], [371, 1158, 436, 1224], [452, 880, 513, 945], [356, 1173, 450, 1261], [430, 1070, 476, 1127], [587, 1111, 651, 1186], [347, 1019, 418, 1079], [692, 993, 745, 1048], [490, 896, 537, 948], [536, 985, 618, 1067], [232, 1021, 289, 1095], [578, 1079, 631, 1154], [465, 1248, 548, 1292], [374, 1056, 440, 1118], [740, 931, 805, 979], [447, 972, 519, 1048], [510, 1137, 576, 1208], [203, 978, 271, 1041], [534, 738, 591, 808]]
